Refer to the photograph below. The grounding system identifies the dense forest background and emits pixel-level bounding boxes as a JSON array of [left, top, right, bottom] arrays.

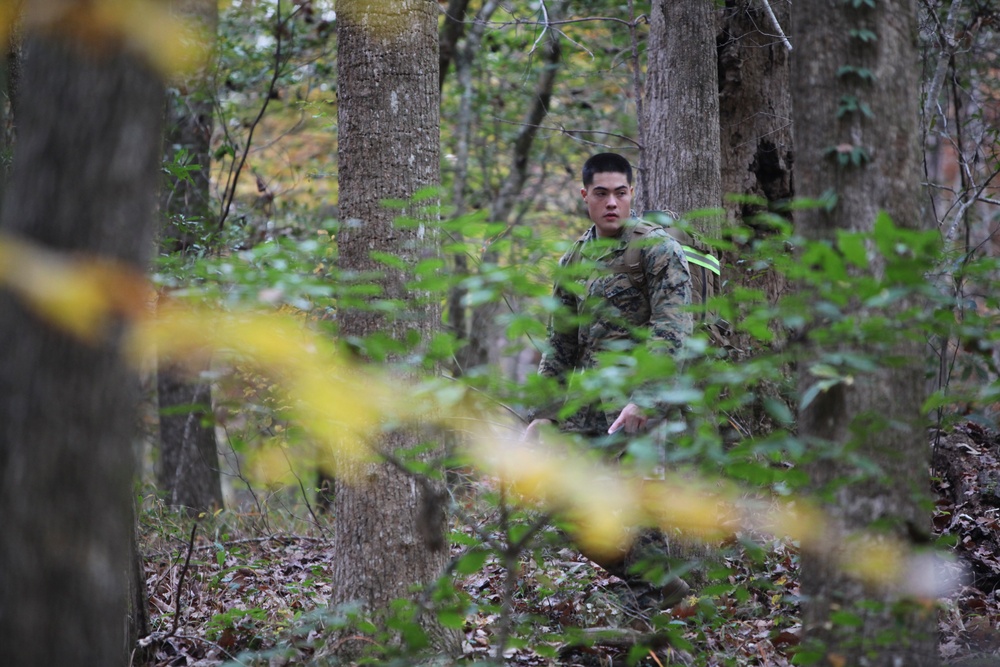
[[3, 0, 1000, 665]]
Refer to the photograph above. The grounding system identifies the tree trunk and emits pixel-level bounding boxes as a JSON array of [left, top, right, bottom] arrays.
[[792, 0, 938, 663], [639, 0, 722, 239], [333, 0, 453, 655], [156, 0, 223, 515], [0, 21, 164, 667], [0, 32, 20, 205], [717, 0, 793, 307], [715, 0, 794, 432]]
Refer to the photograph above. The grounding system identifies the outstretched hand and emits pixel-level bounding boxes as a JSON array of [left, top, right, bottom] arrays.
[[608, 402, 646, 435]]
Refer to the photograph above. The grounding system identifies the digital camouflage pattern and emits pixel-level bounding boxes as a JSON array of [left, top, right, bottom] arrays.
[[536, 220, 692, 434]]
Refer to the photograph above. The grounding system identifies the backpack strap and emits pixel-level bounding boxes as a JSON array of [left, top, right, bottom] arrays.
[[617, 221, 658, 291]]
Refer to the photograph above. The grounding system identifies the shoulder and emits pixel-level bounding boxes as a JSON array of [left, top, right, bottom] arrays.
[[557, 227, 595, 266], [632, 224, 684, 257]]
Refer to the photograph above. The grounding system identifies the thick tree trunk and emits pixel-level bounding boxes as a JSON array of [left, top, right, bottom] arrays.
[[0, 24, 164, 667], [639, 0, 722, 238], [715, 1, 794, 433], [717, 0, 793, 307], [156, 0, 222, 514], [333, 0, 453, 655], [792, 0, 937, 663]]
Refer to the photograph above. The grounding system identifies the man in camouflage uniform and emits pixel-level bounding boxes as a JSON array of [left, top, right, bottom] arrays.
[[525, 152, 693, 609]]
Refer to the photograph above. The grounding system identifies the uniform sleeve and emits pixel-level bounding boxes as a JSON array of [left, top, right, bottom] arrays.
[[643, 231, 693, 353]]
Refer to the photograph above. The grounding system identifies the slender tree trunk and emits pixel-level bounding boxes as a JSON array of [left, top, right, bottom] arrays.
[[457, 6, 563, 373], [332, 0, 454, 655], [438, 0, 472, 90], [639, 0, 722, 239], [0, 19, 164, 667], [156, 0, 222, 516], [793, 0, 937, 663]]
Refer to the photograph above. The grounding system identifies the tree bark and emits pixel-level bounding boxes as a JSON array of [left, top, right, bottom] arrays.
[[0, 30, 20, 206], [715, 0, 794, 431], [0, 22, 164, 667], [157, 0, 223, 515], [792, 0, 938, 663], [640, 0, 722, 239], [333, 0, 454, 655]]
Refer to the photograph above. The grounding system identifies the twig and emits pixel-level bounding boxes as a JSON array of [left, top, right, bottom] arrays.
[[527, 0, 550, 55], [220, 426, 270, 533], [217, 3, 302, 228], [922, 0, 962, 125], [281, 446, 332, 536], [170, 522, 198, 637], [758, 0, 792, 51]]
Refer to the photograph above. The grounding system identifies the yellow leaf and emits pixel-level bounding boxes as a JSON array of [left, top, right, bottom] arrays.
[[22, 0, 210, 76], [0, 235, 149, 340]]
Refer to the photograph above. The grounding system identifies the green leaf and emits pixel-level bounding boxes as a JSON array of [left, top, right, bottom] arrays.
[[800, 377, 843, 412], [455, 549, 490, 576], [436, 610, 466, 629], [762, 397, 793, 425], [369, 251, 407, 270]]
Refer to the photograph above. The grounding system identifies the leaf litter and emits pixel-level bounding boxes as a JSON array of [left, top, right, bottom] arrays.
[[135, 420, 1000, 666]]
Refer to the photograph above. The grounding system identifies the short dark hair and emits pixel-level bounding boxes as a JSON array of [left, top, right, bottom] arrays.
[[582, 153, 633, 188]]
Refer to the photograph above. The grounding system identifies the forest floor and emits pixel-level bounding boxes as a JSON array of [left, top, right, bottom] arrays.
[[135, 421, 1000, 667]]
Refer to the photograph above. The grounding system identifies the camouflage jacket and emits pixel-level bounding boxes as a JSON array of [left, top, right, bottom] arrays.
[[534, 221, 692, 434]]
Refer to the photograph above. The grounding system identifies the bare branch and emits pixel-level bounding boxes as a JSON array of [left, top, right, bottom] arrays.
[[759, 0, 792, 51], [922, 0, 963, 125]]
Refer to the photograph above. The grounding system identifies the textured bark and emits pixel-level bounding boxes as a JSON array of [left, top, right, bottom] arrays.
[[333, 0, 453, 654], [792, 0, 937, 663], [715, 1, 794, 435], [0, 33, 20, 206], [717, 0, 793, 307], [157, 0, 222, 515], [0, 27, 164, 667], [640, 0, 722, 237]]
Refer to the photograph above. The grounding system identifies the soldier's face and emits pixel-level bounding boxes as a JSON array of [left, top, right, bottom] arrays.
[[581, 171, 633, 238]]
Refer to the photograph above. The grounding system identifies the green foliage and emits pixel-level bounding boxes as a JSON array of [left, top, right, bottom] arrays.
[[836, 64, 876, 82], [136, 0, 1000, 664]]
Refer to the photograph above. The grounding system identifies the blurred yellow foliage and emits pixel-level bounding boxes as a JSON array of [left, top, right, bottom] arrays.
[[3, 0, 210, 75], [0, 235, 149, 340], [0, 234, 956, 597], [131, 300, 390, 477]]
